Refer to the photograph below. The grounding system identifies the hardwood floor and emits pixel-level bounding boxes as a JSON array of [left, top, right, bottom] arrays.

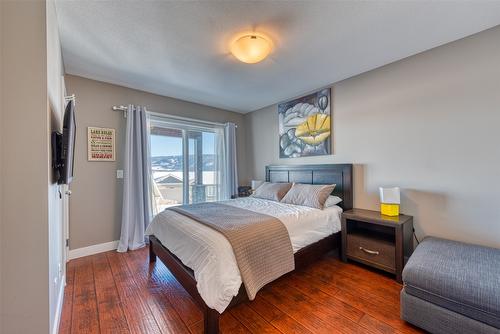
[[59, 246, 424, 334]]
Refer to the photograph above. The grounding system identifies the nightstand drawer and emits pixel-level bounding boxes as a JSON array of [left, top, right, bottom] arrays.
[[346, 233, 396, 272]]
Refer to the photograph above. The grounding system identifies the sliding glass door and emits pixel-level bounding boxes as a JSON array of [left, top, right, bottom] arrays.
[[188, 130, 218, 204], [150, 126, 185, 213], [149, 115, 224, 214]]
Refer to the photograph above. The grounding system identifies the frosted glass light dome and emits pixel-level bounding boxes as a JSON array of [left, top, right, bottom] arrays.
[[230, 34, 272, 64]]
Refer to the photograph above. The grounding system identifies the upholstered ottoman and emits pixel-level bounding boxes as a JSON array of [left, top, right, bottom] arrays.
[[401, 237, 500, 334]]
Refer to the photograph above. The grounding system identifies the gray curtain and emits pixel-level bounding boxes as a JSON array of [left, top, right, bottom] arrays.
[[224, 122, 238, 198], [117, 105, 152, 252]]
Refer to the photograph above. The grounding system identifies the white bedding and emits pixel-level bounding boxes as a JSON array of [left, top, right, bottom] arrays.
[[145, 197, 342, 313]]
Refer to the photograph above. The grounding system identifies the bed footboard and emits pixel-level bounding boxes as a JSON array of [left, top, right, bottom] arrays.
[[204, 307, 220, 334], [149, 232, 340, 334], [149, 235, 221, 333], [149, 239, 157, 262]]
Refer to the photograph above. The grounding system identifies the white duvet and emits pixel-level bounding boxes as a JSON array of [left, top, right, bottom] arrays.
[[145, 197, 342, 313]]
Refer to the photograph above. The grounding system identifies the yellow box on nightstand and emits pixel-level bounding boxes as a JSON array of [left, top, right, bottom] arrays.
[[379, 187, 401, 217], [380, 203, 400, 216]]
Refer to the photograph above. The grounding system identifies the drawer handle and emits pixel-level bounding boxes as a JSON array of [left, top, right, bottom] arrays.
[[359, 247, 379, 255]]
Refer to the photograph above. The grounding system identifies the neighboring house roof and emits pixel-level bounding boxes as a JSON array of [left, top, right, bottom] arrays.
[[156, 174, 183, 184], [153, 171, 216, 185]]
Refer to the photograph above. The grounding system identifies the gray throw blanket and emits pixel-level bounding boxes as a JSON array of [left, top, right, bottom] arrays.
[[170, 202, 294, 300]]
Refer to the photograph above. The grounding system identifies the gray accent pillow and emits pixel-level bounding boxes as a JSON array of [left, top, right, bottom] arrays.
[[281, 183, 336, 209], [251, 182, 292, 202]]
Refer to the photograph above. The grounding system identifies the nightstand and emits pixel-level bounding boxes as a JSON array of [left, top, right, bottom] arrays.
[[236, 186, 252, 198], [341, 208, 413, 283]]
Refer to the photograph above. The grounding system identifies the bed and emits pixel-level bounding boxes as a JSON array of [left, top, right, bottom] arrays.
[[148, 164, 353, 334]]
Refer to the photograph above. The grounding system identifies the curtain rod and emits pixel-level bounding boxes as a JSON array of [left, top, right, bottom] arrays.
[[111, 105, 237, 128], [112, 105, 128, 111]]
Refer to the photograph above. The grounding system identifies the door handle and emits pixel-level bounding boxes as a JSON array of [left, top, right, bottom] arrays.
[[65, 190, 72, 196]]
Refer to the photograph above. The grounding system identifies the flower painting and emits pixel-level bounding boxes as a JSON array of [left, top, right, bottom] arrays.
[[278, 88, 331, 158]]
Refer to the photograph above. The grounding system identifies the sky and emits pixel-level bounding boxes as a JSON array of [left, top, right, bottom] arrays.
[[150, 132, 215, 157]]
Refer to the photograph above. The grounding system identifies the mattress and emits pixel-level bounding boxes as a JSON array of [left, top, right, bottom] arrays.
[[145, 197, 342, 313]]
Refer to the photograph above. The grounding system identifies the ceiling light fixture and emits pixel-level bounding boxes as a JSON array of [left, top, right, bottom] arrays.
[[230, 33, 272, 64]]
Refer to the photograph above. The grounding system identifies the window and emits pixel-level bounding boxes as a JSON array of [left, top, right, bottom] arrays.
[[149, 114, 225, 215]]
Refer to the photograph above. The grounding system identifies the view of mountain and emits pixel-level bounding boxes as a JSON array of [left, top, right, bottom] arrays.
[[151, 154, 215, 171]]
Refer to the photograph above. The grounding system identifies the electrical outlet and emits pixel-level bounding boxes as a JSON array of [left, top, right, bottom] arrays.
[[116, 169, 124, 179]]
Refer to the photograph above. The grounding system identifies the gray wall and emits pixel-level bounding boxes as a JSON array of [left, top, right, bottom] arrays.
[[245, 25, 500, 249], [0, 2, 65, 333], [65, 75, 247, 249], [46, 1, 66, 333], [0, 2, 4, 331], [1, 1, 51, 333]]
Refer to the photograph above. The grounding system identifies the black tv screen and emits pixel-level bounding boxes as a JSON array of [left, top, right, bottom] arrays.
[[60, 100, 76, 184]]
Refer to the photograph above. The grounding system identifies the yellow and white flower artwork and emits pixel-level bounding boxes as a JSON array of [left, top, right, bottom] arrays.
[[278, 88, 331, 158]]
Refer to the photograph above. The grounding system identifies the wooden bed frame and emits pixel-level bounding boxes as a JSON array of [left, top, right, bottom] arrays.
[[149, 164, 353, 334]]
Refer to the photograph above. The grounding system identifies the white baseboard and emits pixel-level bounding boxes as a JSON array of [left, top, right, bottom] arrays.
[[68, 240, 119, 260], [51, 274, 66, 334]]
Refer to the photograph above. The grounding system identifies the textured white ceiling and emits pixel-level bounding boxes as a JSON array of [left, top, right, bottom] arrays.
[[55, 1, 500, 113]]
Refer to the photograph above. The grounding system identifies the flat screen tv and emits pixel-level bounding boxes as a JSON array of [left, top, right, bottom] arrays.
[[52, 100, 76, 184]]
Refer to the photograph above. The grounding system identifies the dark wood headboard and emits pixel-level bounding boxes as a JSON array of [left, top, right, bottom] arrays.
[[265, 164, 353, 210]]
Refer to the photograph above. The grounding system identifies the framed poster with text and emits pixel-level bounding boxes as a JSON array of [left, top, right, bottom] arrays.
[[88, 127, 115, 161]]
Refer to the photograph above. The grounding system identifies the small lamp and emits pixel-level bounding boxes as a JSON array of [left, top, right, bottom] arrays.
[[379, 187, 400, 216], [251, 180, 264, 192]]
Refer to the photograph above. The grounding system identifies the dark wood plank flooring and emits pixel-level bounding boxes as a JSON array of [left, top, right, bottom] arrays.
[[60, 247, 424, 334]]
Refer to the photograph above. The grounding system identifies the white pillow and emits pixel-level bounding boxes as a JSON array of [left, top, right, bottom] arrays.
[[324, 196, 342, 208]]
